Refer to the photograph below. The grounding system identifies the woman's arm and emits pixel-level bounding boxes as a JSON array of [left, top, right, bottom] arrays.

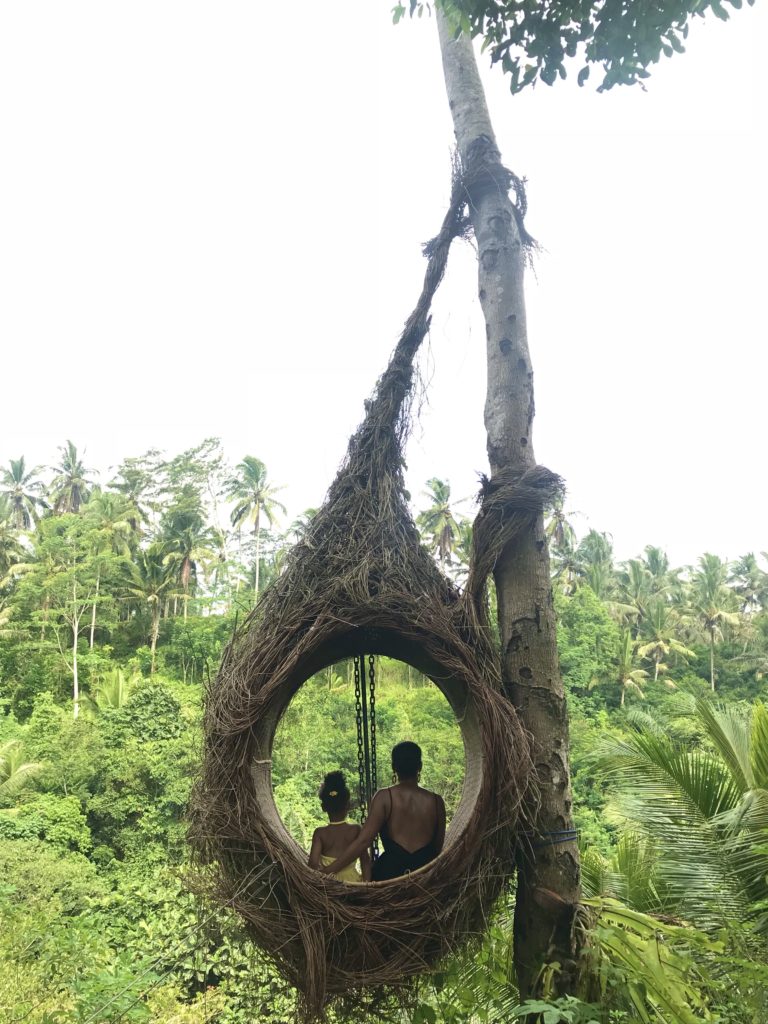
[[359, 844, 372, 883], [308, 829, 323, 870], [318, 791, 388, 875]]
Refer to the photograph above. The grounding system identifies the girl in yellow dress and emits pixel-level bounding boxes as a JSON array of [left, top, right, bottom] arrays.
[[309, 771, 371, 883]]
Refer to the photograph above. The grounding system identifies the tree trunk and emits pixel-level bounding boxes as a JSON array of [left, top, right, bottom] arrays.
[[72, 597, 80, 720], [437, 14, 580, 998], [254, 504, 262, 599], [150, 604, 160, 674], [710, 628, 716, 691], [89, 571, 100, 649]]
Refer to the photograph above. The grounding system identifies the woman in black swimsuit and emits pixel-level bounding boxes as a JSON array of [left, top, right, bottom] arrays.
[[318, 741, 446, 882]]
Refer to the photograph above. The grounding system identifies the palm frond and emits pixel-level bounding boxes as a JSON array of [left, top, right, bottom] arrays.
[[696, 698, 753, 794], [751, 702, 768, 789]]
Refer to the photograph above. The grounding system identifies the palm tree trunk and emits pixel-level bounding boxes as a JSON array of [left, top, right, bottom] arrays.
[[710, 628, 716, 691], [437, 15, 579, 999], [89, 571, 100, 649], [254, 504, 262, 599], [621, 682, 626, 707], [150, 605, 160, 674], [654, 655, 659, 683], [72, 584, 80, 721]]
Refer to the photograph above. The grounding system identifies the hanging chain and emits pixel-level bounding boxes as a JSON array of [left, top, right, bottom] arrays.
[[354, 656, 366, 826], [368, 654, 379, 858], [368, 655, 378, 794]]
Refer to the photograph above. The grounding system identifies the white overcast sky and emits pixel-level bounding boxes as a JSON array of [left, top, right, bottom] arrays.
[[0, 2, 765, 567]]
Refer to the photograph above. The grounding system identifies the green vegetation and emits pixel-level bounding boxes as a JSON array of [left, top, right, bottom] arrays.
[[399, 0, 756, 92], [1, 440, 767, 1021]]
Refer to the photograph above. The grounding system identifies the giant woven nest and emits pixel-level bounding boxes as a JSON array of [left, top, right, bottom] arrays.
[[188, 166, 561, 1017]]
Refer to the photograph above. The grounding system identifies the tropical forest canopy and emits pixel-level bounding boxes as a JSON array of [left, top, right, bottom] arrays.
[[1, 438, 768, 1022]]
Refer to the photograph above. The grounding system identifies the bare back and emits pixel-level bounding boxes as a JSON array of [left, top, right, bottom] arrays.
[[311, 821, 361, 860], [382, 784, 445, 854]]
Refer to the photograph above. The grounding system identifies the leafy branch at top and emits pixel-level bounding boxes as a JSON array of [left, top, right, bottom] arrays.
[[394, 0, 755, 92]]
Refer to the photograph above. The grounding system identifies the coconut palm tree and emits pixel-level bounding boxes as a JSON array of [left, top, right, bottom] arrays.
[[616, 559, 653, 634], [730, 553, 768, 616], [636, 598, 696, 682], [84, 489, 134, 647], [544, 494, 578, 552], [640, 545, 682, 599], [592, 629, 649, 707], [580, 832, 673, 915], [125, 545, 175, 672], [546, 498, 580, 595], [452, 519, 473, 585], [49, 441, 94, 514], [226, 457, 286, 599], [691, 553, 740, 691], [417, 478, 461, 566], [575, 529, 616, 601], [0, 457, 48, 529], [0, 501, 26, 583], [0, 741, 41, 800], [593, 697, 768, 932], [92, 667, 137, 710], [287, 507, 318, 545], [160, 489, 214, 619]]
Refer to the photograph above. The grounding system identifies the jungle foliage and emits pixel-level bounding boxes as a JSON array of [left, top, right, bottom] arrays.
[[1, 440, 767, 1021]]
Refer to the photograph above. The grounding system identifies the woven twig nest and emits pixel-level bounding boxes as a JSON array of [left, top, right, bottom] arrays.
[[188, 175, 559, 1016]]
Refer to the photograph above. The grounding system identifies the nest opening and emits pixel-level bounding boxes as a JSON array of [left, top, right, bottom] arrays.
[[258, 628, 482, 868]]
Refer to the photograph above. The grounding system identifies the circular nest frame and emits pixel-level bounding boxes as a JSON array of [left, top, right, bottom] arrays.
[[188, 174, 560, 1017]]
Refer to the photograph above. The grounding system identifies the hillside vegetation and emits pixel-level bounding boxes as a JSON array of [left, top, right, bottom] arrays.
[[1, 440, 767, 1022]]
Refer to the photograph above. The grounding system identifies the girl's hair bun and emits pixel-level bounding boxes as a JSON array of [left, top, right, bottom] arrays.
[[319, 771, 350, 813]]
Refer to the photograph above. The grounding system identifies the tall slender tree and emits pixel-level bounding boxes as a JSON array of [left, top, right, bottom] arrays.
[[160, 486, 214, 620], [417, 478, 461, 565], [0, 499, 26, 583], [691, 553, 740, 691], [226, 456, 286, 599], [636, 597, 695, 682], [0, 457, 48, 529], [109, 451, 161, 537], [49, 441, 94, 514], [84, 489, 133, 647], [436, 13, 580, 996], [15, 514, 101, 718], [730, 553, 767, 616], [615, 629, 649, 707], [125, 545, 175, 673]]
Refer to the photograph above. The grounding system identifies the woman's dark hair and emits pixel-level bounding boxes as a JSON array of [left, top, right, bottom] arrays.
[[392, 741, 422, 780], [319, 770, 350, 815]]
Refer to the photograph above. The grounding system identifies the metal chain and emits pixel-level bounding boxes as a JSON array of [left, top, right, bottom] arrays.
[[354, 656, 366, 825], [368, 654, 379, 858], [368, 655, 378, 794]]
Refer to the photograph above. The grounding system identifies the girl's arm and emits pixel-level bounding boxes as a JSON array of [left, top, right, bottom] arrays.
[[308, 829, 323, 869], [318, 791, 388, 875]]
